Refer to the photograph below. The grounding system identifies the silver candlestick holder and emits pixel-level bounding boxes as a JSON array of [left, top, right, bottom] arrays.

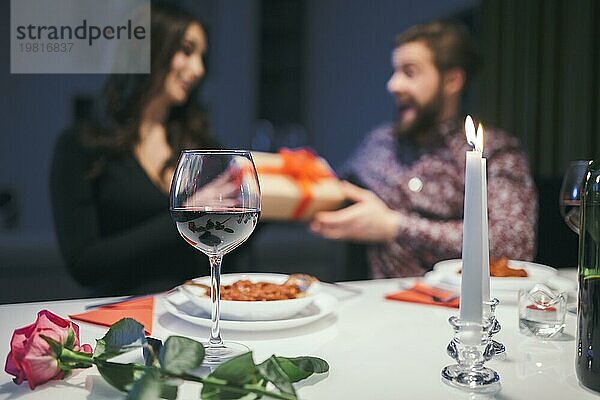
[[483, 298, 506, 359], [441, 316, 501, 393]]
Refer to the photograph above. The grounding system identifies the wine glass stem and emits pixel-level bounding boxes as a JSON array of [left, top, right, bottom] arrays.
[[209, 253, 224, 346]]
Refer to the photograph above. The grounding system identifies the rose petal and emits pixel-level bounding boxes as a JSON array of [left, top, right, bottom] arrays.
[[5, 351, 26, 385], [79, 344, 93, 354], [71, 323, 81, 348], [38, 310, 70, 329], [10, 322, 37, 358], [21, 353, 62, 390], [35, 311, 70, 344]]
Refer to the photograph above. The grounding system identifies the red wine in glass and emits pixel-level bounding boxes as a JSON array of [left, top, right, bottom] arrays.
[[562, 199, 581, 233], [559, 160, 591, 234]]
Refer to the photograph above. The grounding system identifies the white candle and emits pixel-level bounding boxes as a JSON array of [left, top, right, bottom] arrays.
[[481, 157, 490, 301], [460, 116, 484, 325], [479, 123, 490, 302], [460, 151, 484, 323]]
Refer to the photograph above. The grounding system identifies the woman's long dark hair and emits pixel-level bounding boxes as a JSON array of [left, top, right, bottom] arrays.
[[84, 3, 217, 178]]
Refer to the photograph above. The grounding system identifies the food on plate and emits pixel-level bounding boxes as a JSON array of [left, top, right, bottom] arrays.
[[221, 280, 303, 301], [489, 257, 528, 277], [185, 279, 305, 301], [457, 257, 529, 278]]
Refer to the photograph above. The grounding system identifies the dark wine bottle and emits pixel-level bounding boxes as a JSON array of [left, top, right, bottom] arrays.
[[576, 159, 600, 392]]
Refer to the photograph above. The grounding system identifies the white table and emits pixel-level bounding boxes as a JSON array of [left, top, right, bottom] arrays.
[[0, 270, 598, 400]]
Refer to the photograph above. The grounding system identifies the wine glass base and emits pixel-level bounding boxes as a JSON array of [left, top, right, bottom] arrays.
[[202, 341, 249, 366], [441, 365, 501, 393]]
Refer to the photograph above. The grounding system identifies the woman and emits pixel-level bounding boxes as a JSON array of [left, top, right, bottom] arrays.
[[50, 4, 236, 295]]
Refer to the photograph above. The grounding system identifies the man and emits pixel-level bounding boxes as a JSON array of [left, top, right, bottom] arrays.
[[310, 20, 537, 278]]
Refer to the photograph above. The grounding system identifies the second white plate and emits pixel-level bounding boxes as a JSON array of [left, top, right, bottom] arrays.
[[432, 259, 558, 291]]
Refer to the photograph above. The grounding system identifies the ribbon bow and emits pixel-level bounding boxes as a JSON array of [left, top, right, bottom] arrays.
[[257, 148, 335, 219]]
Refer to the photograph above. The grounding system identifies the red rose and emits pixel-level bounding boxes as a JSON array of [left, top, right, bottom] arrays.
[[4, 310, 93, 389]]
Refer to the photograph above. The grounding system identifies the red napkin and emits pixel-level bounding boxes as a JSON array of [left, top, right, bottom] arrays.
[[70, 296, 154, 335], [385, 282, 459, 308]]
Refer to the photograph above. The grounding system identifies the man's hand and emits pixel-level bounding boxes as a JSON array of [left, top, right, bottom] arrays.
[[310, 181, 401, 242]]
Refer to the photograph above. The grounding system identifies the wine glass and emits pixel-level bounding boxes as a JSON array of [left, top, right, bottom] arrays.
[[559, 160, 591, 234], [170, 150, 261, 365]]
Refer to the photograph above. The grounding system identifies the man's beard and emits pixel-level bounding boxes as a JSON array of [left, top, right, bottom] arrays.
[[393, 86, 444, 140]]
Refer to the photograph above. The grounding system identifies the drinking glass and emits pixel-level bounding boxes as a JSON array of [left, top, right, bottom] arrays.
[[559, 160, 591, 234], [170, 150, 261, 364], [518, 284, 567, 339]]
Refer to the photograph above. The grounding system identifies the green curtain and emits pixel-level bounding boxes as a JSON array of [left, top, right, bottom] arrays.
[[476, 0, 600, 177]]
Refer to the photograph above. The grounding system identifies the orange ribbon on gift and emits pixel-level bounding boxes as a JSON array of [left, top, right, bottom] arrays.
[[257, 148, 336, 219]]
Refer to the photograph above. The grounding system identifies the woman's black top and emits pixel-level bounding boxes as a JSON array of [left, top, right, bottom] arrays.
[[50, 130, 246, 295]]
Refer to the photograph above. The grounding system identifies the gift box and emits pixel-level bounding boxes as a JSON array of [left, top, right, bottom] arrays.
[[251, 149, 345, 221]]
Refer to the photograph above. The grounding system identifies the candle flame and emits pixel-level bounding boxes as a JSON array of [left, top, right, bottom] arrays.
[[476, 123, 484, 153], [465, 115, 477, 149]]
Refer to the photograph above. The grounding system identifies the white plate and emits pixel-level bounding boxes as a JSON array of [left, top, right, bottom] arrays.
[[423, 259, 576, 303], [433, 259, 557, 291], [423, 272, 576, 304], [180, 273, 318, 321], [161, 291, 338, 331]]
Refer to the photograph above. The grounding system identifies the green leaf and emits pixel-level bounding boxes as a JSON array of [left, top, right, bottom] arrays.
[[144, 337, 163, 367], [159, 336, 205, 374], [97, 361, 178, 400], [271, 356, 329, 383], [96, 360, 138, 392], [65, 327, 76, 349], [158, 383, 179, 400], [202, 352, 260, 399], [94, 318, 146, 360], [56, 359, 71, 373], [200, 382, 257, 400], [208, 352, 259, 384], [40, 334, 63, 357], [256, 356, 296, 396], [125, 368, 163, 400]]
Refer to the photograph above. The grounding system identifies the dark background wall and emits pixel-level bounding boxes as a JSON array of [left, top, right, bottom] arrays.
[[3, 0, 583, 302], [478, 0, 600, 176]]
